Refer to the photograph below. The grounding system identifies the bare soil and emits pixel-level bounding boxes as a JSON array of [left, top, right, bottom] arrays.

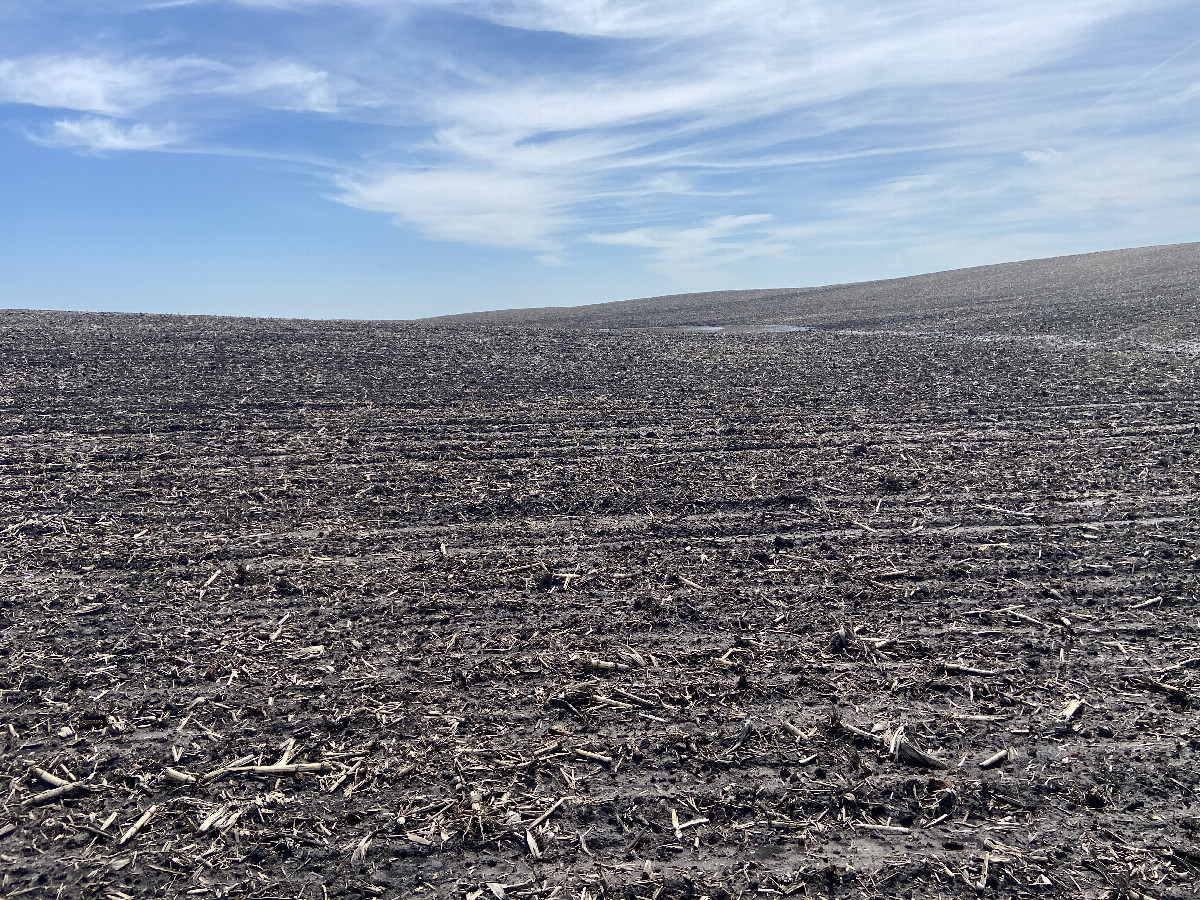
[[2, 258, 1199, 900], [429, 241, 1200, 344]]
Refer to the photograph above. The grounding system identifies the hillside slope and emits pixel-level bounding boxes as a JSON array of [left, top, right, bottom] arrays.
[[428, 242, 1200, 341]]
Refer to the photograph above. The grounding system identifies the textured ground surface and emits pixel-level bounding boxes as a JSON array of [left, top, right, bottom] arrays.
[[2, 247, 1200, 899], [429, 242, 1200, 344]]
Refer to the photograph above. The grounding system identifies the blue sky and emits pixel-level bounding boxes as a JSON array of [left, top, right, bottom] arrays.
[[1, 1, 1197, 319]]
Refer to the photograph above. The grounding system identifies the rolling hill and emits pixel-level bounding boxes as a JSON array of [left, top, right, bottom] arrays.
[[428, 241, 1200, 342]]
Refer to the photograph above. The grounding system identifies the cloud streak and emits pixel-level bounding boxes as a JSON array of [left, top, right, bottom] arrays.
[[0, 53, 347, 116], [335, 167, 567, 250], [0, 55, 215, 116], [587, 215, 786, 277], [326, 0, 1193, 269], [30, 115, 182, 150]]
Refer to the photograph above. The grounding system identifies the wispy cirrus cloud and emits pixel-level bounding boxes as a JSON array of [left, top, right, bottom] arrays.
[[138, 0, 393, 9], [29, 115, 182, 150], [328, 0, 1195, 265], [587, 214, 785, 277], [335, 167, 567, 251], [218, 61, 343, 113], [0, 53, 347, 117], [2, 0, 1197, 293], [0, 55, 217, 116]]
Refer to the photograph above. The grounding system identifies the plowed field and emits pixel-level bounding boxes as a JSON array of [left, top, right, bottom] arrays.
[[2, 303, 1198, 899]]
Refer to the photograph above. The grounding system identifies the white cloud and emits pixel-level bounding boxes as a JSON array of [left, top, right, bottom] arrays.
[[31, 116, 182, 150], [1023, 138, 1200, 216], [587, 214, 786, 277], [220, 61, 340, 112], [347, 0, 1163, 262], [334, 167, 566, 250], [764, 126, 1200, 277], [141, 0, 397, 8], [452, 0, 742, 39], [7, 0, 1196, 274], [0, 52, 361, 119], [0, 55, 216, 115], [441, 1, 1153, 138]]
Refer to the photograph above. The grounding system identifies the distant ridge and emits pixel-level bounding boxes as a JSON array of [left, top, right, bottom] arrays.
[[426, 242, 1200, 341]]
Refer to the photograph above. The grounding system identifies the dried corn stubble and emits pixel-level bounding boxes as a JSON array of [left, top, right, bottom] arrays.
[[2, 291, 1199, 899]]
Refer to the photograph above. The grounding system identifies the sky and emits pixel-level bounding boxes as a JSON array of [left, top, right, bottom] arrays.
[[0, 1, 1197, 319]]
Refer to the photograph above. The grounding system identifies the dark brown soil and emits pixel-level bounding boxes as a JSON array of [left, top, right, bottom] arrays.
[[2, 253, 1199, 899]]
